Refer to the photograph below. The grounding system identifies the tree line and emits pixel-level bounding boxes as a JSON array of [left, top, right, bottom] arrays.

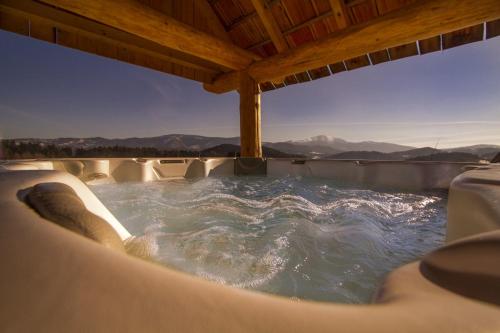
[[0, 140, 201, 159]]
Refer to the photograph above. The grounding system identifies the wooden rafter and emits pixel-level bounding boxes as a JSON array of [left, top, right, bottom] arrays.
[[250, 0, 288, 53], [205, 0, 500, 93], [36, 0, 260, 71]]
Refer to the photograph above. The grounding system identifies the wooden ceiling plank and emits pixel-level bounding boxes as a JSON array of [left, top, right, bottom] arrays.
[[250, 0, 288, 52], [344, 54, 370, 70], [486, 19, 500, 38], [294, 71, 312, 82], [37, 0, 260, 70], [418, 35, 441, 54], [348, 1, 377, 24], [442, 24, 484, 49], [329, 61, 347, 73], [308, 0, 320, 39], [284, 74, 299, 85], [206, 0, 500, 93], [259, 81, 276, 91], [329, 0, 349, 29], [388, 42, 418, 60], [308, 66, 331, 79], [248, 10, 335, 50], [272, 81, 285, 88], [368, 49, 390, 64], [227, 11, 258, 31], [225, 0, 288, 32]]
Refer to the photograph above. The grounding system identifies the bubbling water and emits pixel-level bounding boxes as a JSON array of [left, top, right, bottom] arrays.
[[90, 176, 446, 303]]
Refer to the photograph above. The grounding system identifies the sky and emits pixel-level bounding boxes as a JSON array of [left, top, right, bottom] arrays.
[[0, 29, 499, 148]]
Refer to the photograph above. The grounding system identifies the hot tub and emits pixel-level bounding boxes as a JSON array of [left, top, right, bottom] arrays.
[[0, 158, 499, 332]]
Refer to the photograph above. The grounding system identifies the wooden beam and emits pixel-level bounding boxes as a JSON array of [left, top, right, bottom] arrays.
[[36, 0, 260, 70], [0, 0, 224, 75], [239, 72, 262, 158], [206, 0, 500, 93], [204, 71, 239, 94], [250, 0, 288, 53], [329, 0, 349, 29]]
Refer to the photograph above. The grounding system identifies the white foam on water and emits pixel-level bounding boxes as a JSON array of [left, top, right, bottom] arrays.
[[90, 176, 447, 304]]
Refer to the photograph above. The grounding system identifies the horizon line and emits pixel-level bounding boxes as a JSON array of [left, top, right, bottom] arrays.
[[2, 133, 499, 150]]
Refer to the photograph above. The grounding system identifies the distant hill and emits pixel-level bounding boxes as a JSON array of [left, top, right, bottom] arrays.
[[395, 147, 441, 159], [327, 147, 440, 161], [445, 145, 500, 160], [406, 152, 482, 162], [328, 151, 397, 160], [328, 147, 440, 160], [201, 144, 304, 158], [328, 147, 486, 162]]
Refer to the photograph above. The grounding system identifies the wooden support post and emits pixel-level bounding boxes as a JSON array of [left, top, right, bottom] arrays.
[[239, 73, 262, 158]]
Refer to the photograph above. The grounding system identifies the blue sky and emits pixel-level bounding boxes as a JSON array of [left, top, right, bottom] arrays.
[[0, 29, 499, 148]]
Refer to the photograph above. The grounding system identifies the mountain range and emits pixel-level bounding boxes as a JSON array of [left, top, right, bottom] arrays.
[[10, 134, 413, 154], [7, 134, 500, 160], [327, 148, 496, 162]]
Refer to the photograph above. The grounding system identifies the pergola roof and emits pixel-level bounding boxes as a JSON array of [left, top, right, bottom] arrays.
[[210, 0, 500, 92], [1, 0, 499, 94]]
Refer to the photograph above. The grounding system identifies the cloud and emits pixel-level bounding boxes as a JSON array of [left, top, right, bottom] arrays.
[[0, 104, 79, 138], [133, 73, 182, 106]]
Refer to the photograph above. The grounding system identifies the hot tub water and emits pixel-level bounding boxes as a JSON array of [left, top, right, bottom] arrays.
[[90, 176, 446, 303]]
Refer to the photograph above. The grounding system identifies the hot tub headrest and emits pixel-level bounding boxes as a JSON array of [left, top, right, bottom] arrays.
[[25, 182, 125, 253], [420, 230, 500, 305]]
